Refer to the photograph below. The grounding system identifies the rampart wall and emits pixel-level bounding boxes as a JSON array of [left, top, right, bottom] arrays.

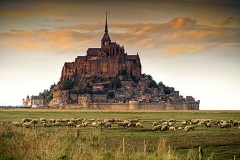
[[65, 101, 199, 110]]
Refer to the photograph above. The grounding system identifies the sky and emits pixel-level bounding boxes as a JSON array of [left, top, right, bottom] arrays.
[[0, 0, 240, 110]]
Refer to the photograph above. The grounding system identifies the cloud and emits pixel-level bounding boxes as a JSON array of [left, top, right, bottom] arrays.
[[166, 44, 206, 56], [0, 17, 239, 56]]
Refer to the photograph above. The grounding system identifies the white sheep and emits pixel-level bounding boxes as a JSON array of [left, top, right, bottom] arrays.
[[104, 122, 112, 128], [42, 123, 53, 127], [152, 125, 161, 131], [161, 124, 168, 131], [67, 122, 76, 127], [136, 122, 143, 128], [53, 122, 64, 127], [184, 125, 194, 132], [169, 126, 176, 131]]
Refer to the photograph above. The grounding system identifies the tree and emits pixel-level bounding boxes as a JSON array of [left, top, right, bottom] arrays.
[[50, 82, 56, 90], [107, 91, 115, 99], [149, 80, 158, 88], [60, 79, 73, 90]]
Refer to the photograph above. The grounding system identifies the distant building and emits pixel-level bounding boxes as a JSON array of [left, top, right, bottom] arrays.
[[22, 95, 44, 108], [60, 13, 141, 82]]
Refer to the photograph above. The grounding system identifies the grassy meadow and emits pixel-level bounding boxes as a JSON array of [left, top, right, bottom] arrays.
[[0, 108, 240, 160]]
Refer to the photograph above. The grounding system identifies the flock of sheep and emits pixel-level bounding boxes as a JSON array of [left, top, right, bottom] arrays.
[[11, 117, 240, 132]]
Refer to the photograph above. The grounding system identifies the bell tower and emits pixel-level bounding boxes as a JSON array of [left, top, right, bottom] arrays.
[[101, 12, 111, 48]]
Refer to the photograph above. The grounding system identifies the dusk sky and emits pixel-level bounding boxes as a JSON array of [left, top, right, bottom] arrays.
[[0, 0, 240, 110]]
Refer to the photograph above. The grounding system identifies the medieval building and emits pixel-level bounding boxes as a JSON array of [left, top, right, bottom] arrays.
[[60, 13, 141, 82]]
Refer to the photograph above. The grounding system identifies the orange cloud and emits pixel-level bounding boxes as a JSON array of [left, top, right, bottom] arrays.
[[0, 16, 239, 56], [169, 18, 196, 29], [166, 44, 205, 56]]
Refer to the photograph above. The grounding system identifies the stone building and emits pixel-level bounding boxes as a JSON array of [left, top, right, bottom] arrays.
[[60, 13, 141, 82]]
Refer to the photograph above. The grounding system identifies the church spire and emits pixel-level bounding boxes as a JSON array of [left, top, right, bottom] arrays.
[[105, 12, 108, 33], [101, 12, 111, 45]]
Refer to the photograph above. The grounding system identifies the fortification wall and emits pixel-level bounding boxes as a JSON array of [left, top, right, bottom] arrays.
[[63, 99, 199, 110], [70, 101, 200, 110]]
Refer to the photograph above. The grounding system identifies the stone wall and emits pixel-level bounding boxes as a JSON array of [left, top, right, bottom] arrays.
[[68, 101, 200, 110]]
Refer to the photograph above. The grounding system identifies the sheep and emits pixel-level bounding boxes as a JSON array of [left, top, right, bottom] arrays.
[[219, 121, 231, 129], [178, 127, 184, 130], [161, 124, 168, 131], [92, 121, 99, 128], [184, 125, 194, 132], [128, 122, 136, 127], [67, 122, 76, 127], [129, 118, 139, 123], [182, 121, 188, 126], [169, 119, 176, 123], [205, 122, 212, 128], [22, 118, 32, 122], [232, 120, 238, 127], [169, 126, 176, 131], [39, 118, 46, 122], [70, 118, 77, 124], [49, 119, 56, 123], [152, 125, 162, 131], [190, 119, 199, 125], [81, 121, 88, 127], [22, 122, 33, 128], [117, 122, 128, 128], [42, 123, 53, 127], [152, 121, 159, 127], [238, 126, 240, 130], [136, 122, 143, 128], [53, 122, 64, 127], [104, 122, 112, 128], [31, 119, 39, 124]]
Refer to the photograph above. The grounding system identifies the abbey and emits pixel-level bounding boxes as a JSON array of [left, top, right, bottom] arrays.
[[61, 13, 141, 82]]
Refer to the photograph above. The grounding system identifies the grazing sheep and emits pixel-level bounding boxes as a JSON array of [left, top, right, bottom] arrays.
[[152, 125, 162, 131], [161, 124, 168, 131], [67, 122, 76, 127], [42, 123, 53, 127], [128, 122, 136, 127], [70, 118, 77, 124], [104, 122, 112, 128], [92, 121, 99, 128], [169, 119, 176, 122], [219, 121, 231, 129], [162, 122, 168, 125], [136, 122, 143, 128], [129, 118, 139, 123], [31, 119, 39, 124], [22, 118, 32, 123], [205, 122, 212, 128], [184, 125, 194, 132], [53, 122, 64, 127], [169, 126, 176, 131], [40, 118, 46, 122], [152, 121, 159, 127], [232, 120, 238, 127], [118, 122, 128, 128], [182, 121, 188, 126], [178, 127, 184, 130], [49, 119, 56, 123], [81, 121, 88, 127], [190, 119, 199, 125], [22, 122, 33, 128]]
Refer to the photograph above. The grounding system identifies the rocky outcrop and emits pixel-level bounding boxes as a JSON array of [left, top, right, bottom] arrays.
[[48, 90, 69, 108]]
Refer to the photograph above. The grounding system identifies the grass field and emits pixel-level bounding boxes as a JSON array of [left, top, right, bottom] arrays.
[[0, 108, 240, 160]]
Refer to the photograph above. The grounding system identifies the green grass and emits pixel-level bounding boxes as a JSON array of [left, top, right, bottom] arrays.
[[0, 108, 240, 159]]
